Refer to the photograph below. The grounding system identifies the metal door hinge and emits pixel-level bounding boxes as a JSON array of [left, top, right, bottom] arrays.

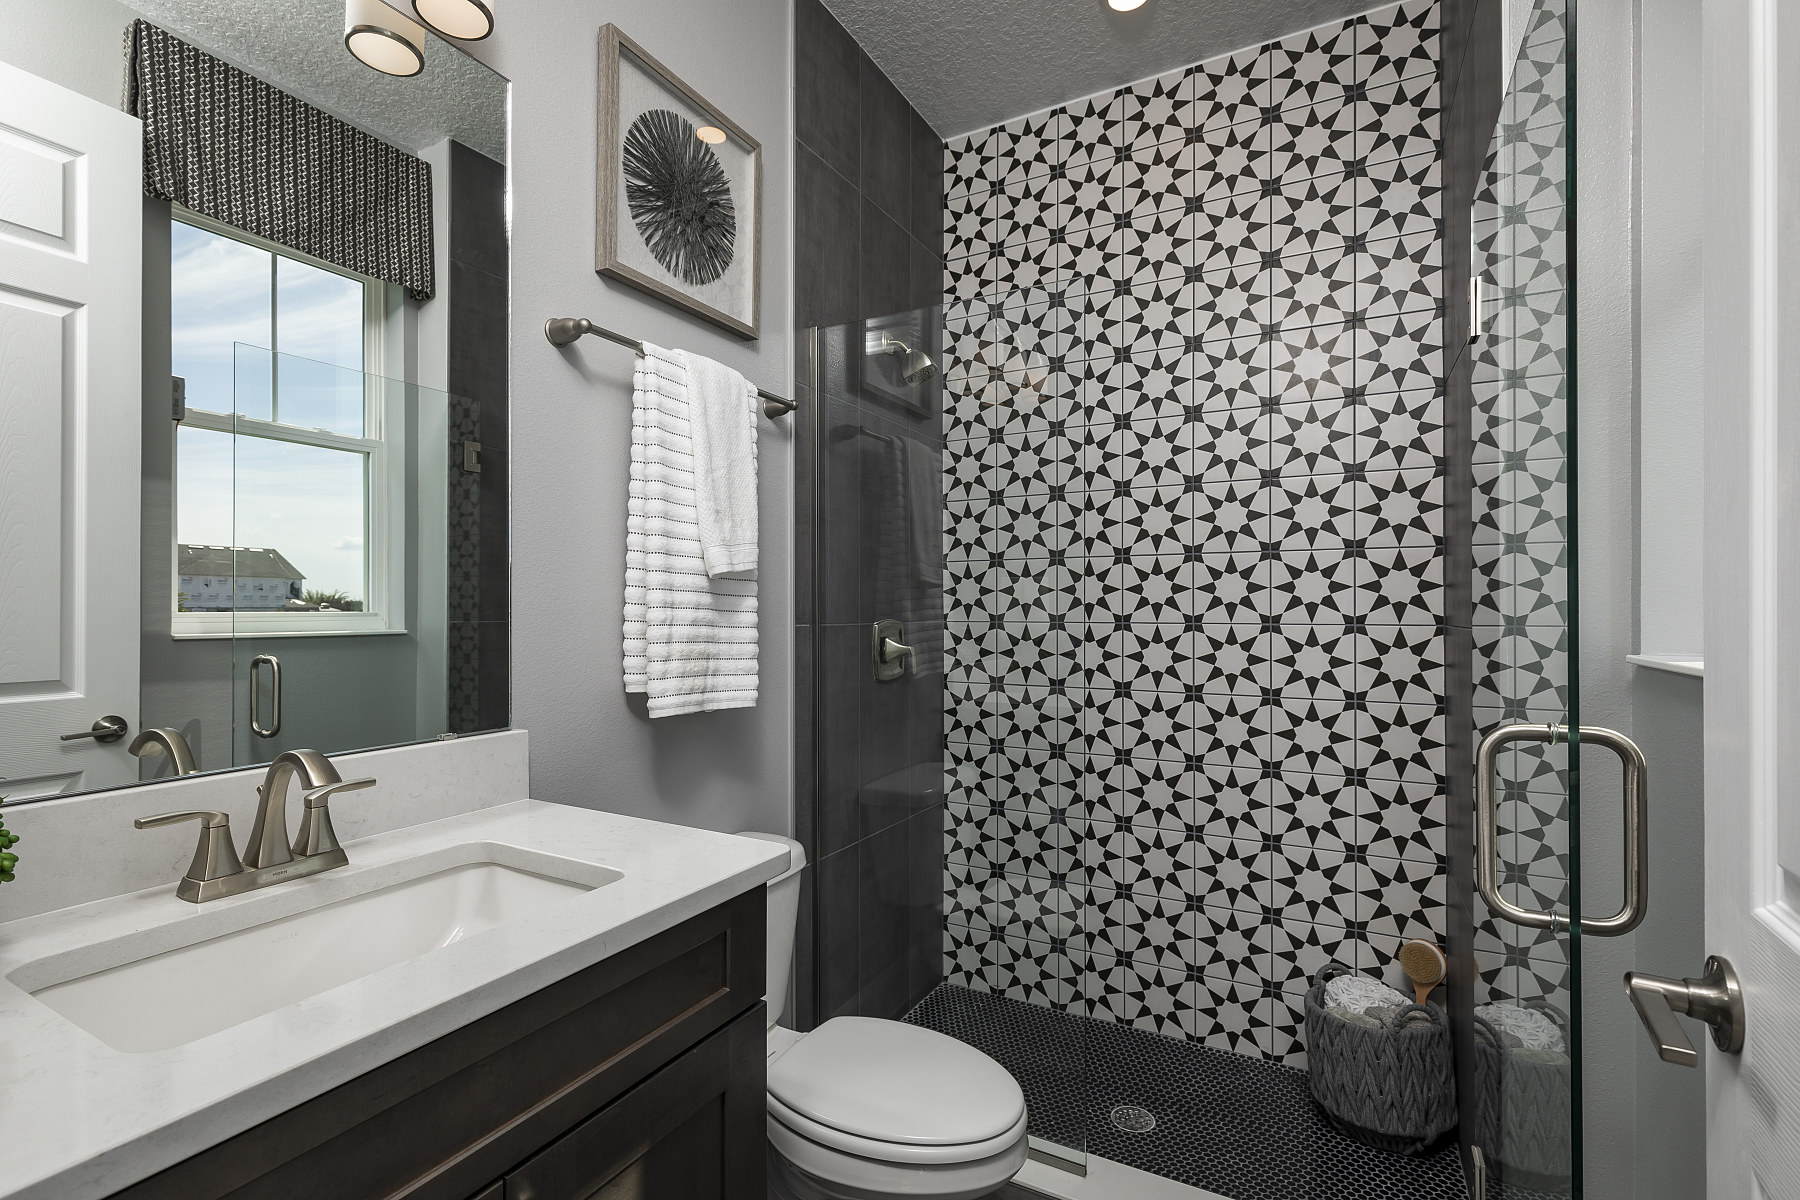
[[462, 440, 482, 473]]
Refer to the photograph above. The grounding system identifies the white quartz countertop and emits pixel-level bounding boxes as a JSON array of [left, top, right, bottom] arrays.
[[0, 800, 788, 1200]]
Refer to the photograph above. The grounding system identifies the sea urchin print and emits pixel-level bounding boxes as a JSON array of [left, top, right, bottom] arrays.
[[622, 109, 738, 286]]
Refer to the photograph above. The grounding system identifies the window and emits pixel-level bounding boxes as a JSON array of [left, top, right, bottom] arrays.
[[170, 210, 405, 637]]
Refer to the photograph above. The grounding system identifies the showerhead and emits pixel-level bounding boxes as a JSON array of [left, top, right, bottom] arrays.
[[871, 333, 941, 385]]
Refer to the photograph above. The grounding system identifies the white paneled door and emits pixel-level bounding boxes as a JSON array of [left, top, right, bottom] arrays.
[[1705, 0, 1800, 1194], [0, 61, 141, 798]]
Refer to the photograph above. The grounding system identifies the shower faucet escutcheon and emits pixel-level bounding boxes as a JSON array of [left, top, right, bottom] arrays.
[[872, 620, 915, 681], [133, 748, 377, 903]]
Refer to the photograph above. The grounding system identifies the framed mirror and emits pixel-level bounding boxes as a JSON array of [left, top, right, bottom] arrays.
[[0, 0, 510, 804]]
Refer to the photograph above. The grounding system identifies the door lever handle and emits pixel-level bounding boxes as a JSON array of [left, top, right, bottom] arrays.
[[1624, 955, 1745, 1066], [61, 716, 129, 744]]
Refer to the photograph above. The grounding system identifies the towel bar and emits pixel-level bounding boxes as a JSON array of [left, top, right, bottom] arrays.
[[545, 317, 797, 419]]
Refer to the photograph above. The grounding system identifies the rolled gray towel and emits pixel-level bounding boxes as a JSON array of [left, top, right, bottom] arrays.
[[1325, 1005, 1384, 1030]]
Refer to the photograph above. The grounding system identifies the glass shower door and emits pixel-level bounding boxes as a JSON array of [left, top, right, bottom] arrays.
[[211, 346, 455, 764], [1469, 0, 1580, 1193], [946, 299, 1092, 1169], [793, 276, 1093, 1171]]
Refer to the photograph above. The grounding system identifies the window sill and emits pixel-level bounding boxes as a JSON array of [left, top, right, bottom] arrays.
[[1627, 653, 1705, 678], [172, 613, 405, 640]]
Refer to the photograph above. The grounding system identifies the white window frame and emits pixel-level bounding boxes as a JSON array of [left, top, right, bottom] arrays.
[[170, 208, 409, 639]]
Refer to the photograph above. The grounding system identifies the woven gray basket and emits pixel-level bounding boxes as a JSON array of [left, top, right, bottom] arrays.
[[1304, 963, 1456, 1156], [1471, 1009, 1573, 1182]]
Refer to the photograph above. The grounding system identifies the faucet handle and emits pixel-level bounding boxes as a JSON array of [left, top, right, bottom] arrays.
[[135, 810, 244, 889], [302, 776, 376, 806], [293, 777, 376, 858]]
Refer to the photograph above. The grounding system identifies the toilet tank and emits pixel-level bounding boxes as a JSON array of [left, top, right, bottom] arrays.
[[736, 832, 804, 1029]]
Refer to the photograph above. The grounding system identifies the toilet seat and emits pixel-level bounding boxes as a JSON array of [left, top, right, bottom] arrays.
[[768, 1093, 1030, 1165]]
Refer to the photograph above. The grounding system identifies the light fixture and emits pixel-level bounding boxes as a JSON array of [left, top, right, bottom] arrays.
[[695, 125, 728, 145], [345, 0, 426, 76], [1107, 0, 1149, 9], [411, 0, 494, 41]]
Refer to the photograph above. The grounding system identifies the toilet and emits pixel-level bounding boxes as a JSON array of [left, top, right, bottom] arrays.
[[740, 833, 1030, 1200]]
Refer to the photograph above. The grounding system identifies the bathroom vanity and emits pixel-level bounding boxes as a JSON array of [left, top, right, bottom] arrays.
[[0, 789, 786, 1200], [111, 893, 768, 1200]]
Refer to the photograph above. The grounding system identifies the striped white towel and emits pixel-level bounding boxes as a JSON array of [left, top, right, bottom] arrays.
[[624, 343, 759, 717]]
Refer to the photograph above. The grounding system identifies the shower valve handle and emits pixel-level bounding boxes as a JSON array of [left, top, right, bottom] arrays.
[[871, 620, 914, 682], [881, 636, 916, 672]]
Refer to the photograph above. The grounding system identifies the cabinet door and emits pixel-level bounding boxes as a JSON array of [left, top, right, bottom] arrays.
[[506, 1009, 764, 1200]]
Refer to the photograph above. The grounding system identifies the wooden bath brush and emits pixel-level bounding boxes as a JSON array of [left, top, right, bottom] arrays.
[[1398, 939, 1447, 1005]]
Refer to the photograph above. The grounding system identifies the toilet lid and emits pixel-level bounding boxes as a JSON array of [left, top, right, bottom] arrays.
[[767, 1017, 1026, 1146]]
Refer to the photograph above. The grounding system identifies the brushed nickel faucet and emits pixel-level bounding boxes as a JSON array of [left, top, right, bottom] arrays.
[[134, 749, 376, 903], [128, 727, 200, 776]]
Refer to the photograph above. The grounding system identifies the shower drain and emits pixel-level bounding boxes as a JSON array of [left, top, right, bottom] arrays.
[[1109, 1104, 1157, 1133]]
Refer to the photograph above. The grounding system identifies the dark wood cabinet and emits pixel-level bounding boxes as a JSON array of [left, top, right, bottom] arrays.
[[111, 890, 766, 1200], [503, 1009, 763, 1200]]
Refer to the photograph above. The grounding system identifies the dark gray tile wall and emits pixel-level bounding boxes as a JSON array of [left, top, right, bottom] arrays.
[[794, 0, 947, 1027], [446, 140, 510, 734], [795, 0, 944, 329], [942, 1, 1446, 1070]]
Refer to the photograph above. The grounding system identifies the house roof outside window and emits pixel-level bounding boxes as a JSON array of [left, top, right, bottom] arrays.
[[177, 544, 305, 580]]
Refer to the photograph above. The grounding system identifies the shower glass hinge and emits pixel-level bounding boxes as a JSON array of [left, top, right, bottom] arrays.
[[172, 375, 187, 422], [462, 440, 483, 473]]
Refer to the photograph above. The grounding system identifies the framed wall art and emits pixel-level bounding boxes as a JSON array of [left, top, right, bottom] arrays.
[[596, 25, 762, 339]]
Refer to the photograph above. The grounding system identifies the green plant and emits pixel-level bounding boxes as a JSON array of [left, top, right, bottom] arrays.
[[302, 589, 351, 608], [0, 798, 17, 883]]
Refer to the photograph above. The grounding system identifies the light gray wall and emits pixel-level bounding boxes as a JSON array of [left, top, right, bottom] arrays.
[[0, 0, 139, 105], [1574, 0, 1644, 1189], [1625, 0, 1709, 1192], [463, 6, 796, 837], [1636, 0, 1705, 655], [1579, 1, 1710, 1196], [1630, 667, 1707, 1198]]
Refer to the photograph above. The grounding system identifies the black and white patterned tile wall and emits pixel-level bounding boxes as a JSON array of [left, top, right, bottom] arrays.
[[940, 0, 1445, 1068], [1471, 4, 1572, 1014]]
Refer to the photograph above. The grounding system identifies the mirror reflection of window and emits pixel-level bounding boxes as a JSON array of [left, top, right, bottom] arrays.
[[170, 212, 391, 629]]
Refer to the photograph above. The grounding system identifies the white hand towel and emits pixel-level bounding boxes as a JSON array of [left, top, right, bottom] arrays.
[[623, 343, 758, 717], [679, 350, 759, 579]]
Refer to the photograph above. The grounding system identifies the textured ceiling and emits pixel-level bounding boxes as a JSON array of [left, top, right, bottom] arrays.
[[130, 0, 506, 161], [822, 0, 1386, 137]]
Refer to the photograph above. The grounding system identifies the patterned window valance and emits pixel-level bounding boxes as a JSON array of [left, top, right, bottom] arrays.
[[123, 19, 435, 300]]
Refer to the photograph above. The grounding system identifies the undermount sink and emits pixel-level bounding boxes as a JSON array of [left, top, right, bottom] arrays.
[[17, 847, 620, 1053]]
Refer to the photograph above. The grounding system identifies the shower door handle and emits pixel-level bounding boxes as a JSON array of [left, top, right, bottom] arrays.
[[250, 654, 282, 740], [1475, 723, 1649, 936]]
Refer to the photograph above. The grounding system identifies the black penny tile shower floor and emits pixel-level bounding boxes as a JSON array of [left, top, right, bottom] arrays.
[[905, 985, 1469, 1200]]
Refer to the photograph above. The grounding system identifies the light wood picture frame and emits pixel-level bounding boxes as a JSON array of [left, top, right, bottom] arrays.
[[596, 24, 762, 339]]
